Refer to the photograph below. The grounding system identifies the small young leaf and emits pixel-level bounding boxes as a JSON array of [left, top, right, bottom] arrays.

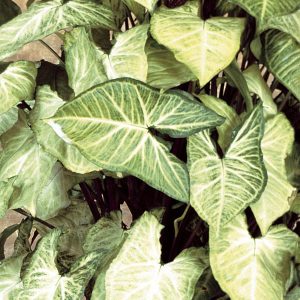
[[47, 78, 224, 202], [210, 214, 299, 300], [188, 104, 266, 235]]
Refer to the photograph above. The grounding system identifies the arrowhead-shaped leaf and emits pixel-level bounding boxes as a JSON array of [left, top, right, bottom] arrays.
[[64, 27, 107, 96], [188, 104, 266, 234], [0, 0, 116, 61], [48, 78, 224, 202], [251, 114, 296, 234], [31, 86, 100, 174], [0, 114, 56, 218], [210, 214, 299, 300], [97, 212, 208, 299], [12, 229, 103, 300], [150, 4, 245, 86], [146, 39, 196, 89], [228, 0, 299, 29], [102, 24, 149, 81], [0, 61, 37, 114], [262, 30, 300, 100]]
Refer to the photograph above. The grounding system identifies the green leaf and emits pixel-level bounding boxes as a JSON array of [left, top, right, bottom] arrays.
[[188, 104, 266, 234], [260, 9, 300, 43], [210, 214, 299, 300], [0, 61, 37, 114], [0, 107, 18, 136], [262, 30, 300, 100], [251, 114, 296, 234], [0, 0, 116, 61], [48, 78, 224, 202], [64, 27, 107, 96], [0, 255, 25, 299], [197, 94, 242, 151], [146, 38, 196, 89], [150, 4, 245, 86], [0, 224, 19, 260], [131, 0, 158, 13], [291, 194, 300, 213], [228, 0, 299, 29], [12, 229, 103, 300], [97, 212, 208, 299], [0, 114, 56, 218], [243, 64, 277, 117], [13, 218, 32, 257], [102, 24, 149, 81], [286, 286, 300, 300], [31, 86, 100, 174], [122, 0, 145, 22], [0, 0, 21, 26]]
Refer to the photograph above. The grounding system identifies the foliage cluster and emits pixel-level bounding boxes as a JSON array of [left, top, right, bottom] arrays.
[[0, 0, 299, 299]]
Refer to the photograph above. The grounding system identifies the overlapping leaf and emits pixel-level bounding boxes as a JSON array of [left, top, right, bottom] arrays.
[[243, 64, 277, 117], [11, 229, 104, 300], [210, 214, 299, 300], [47, 78, 224, 202], [146, 39, 196, 89], [0, 114, 56, 218], [0, 107, 18, 136], [262, 30, 300, 100], [197, 94, 241, 151], [0, 0, 116, 61], [31, 86, 100, 174], [188, 104, 266, 234], [0, 61, 37, 114], [64, 27, 107, 96], [131, 0, 158, 13], [0, 255, 25, 299], [95, 212, 208, 299], [102, 25, 149, 81], [150, 3, 245, 86], [251, 114, 296, 234], [228, 0, 299, 29]]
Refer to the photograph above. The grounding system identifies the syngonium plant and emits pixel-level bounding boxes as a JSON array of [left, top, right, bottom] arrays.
[[0, 0, 299, 299]]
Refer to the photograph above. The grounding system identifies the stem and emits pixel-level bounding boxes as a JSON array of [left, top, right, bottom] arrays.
[[79, 182, 101, 221], [278, 92, 291, 112], [38, 39, 65, 67], [17, 100, 32, 111], [14, 208, 55, 229]]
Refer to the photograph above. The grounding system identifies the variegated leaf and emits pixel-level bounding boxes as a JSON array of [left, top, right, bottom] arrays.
[[150, 3, 245, 86], [47, 78, 224, 202], [228, 0, 299, 29], [188, 104, 266, 234], [197, 94, 241, 151], [243, 64, 277, 117], [0, 107, 18, 136], [0, 0, 116, 61], [103, 24, 149, 81], [262, 30, 300, 100], [0, 114, 56, 218], [96, 212, 208, 300], [31, 86, 100, 174], [260, 9, 300, 43], [210, 214, 299, 300], [146, 39, 196, 89], [0, 61, 37, 114], [12, 229, 103, 300], [0, 255, 25, 299], [64, 27, 107, 96], [251, 114, 297, 234]]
